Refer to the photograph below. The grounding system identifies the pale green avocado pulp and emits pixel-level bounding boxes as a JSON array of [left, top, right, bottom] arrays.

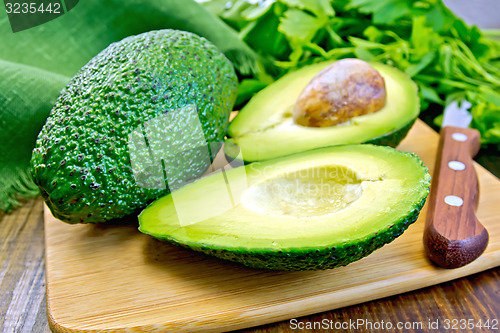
[[225, 61, 419, 162], [139, 144, 430, 270]]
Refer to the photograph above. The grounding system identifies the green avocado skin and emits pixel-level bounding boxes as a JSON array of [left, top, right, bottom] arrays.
[[365, 119, 416, 147], [30, 30, 238, 224], [148, 196, 427, 271]]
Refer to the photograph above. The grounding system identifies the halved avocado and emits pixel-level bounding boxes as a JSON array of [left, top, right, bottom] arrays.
[[139, 144, 430, 271], [225, 61, 419, 162]]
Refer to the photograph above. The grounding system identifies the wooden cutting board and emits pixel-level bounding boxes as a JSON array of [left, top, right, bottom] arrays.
[[44, 120, 500, 333]]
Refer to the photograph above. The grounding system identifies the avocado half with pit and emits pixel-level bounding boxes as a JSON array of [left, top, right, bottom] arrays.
[[139, 144, 430, 271], [225, 61, 419, 162]]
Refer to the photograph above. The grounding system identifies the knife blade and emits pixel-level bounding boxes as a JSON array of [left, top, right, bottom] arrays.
[[423, 101, 489, 268]]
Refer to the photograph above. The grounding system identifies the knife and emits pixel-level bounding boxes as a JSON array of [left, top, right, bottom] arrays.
[[423, 101, 489, 269]]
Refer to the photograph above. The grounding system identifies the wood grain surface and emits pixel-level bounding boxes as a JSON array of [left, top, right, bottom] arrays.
[[1, 198, 52, 333], [1, 120, 499, 333]]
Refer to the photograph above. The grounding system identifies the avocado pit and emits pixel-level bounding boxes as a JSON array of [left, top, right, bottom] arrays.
[[293, 58, 387, 127]]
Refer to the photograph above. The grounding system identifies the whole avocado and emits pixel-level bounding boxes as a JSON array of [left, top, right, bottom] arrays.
[[30, 29, 238, 224]]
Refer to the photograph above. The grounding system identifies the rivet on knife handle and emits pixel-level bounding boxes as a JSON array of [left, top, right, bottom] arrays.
[[423, 126, 488, 268]]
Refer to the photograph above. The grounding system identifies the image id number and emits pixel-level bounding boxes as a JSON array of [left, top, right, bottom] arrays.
[[442, 318, 498, 330], [5, 2, 61, 14]]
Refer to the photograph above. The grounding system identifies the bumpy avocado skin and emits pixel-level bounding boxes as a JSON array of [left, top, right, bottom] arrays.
[[30, 30, 238, 224]]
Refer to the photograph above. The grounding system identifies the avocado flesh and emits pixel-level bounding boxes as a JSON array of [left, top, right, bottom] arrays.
[[30, 30, 238, 224], [139, 144, 430, 271], [225, 61, 419, 162]]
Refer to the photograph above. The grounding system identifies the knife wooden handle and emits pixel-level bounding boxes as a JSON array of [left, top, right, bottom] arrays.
[[423, 126, 488, 268]]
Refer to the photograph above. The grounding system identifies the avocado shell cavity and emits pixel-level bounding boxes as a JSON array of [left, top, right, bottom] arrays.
[[293, 58, 387, 127]]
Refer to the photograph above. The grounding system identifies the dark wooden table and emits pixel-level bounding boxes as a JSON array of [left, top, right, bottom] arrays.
[[1, 151, 498, 333]]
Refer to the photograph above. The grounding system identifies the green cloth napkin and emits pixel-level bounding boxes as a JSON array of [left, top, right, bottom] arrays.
[[0, 0, 264, 212]]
